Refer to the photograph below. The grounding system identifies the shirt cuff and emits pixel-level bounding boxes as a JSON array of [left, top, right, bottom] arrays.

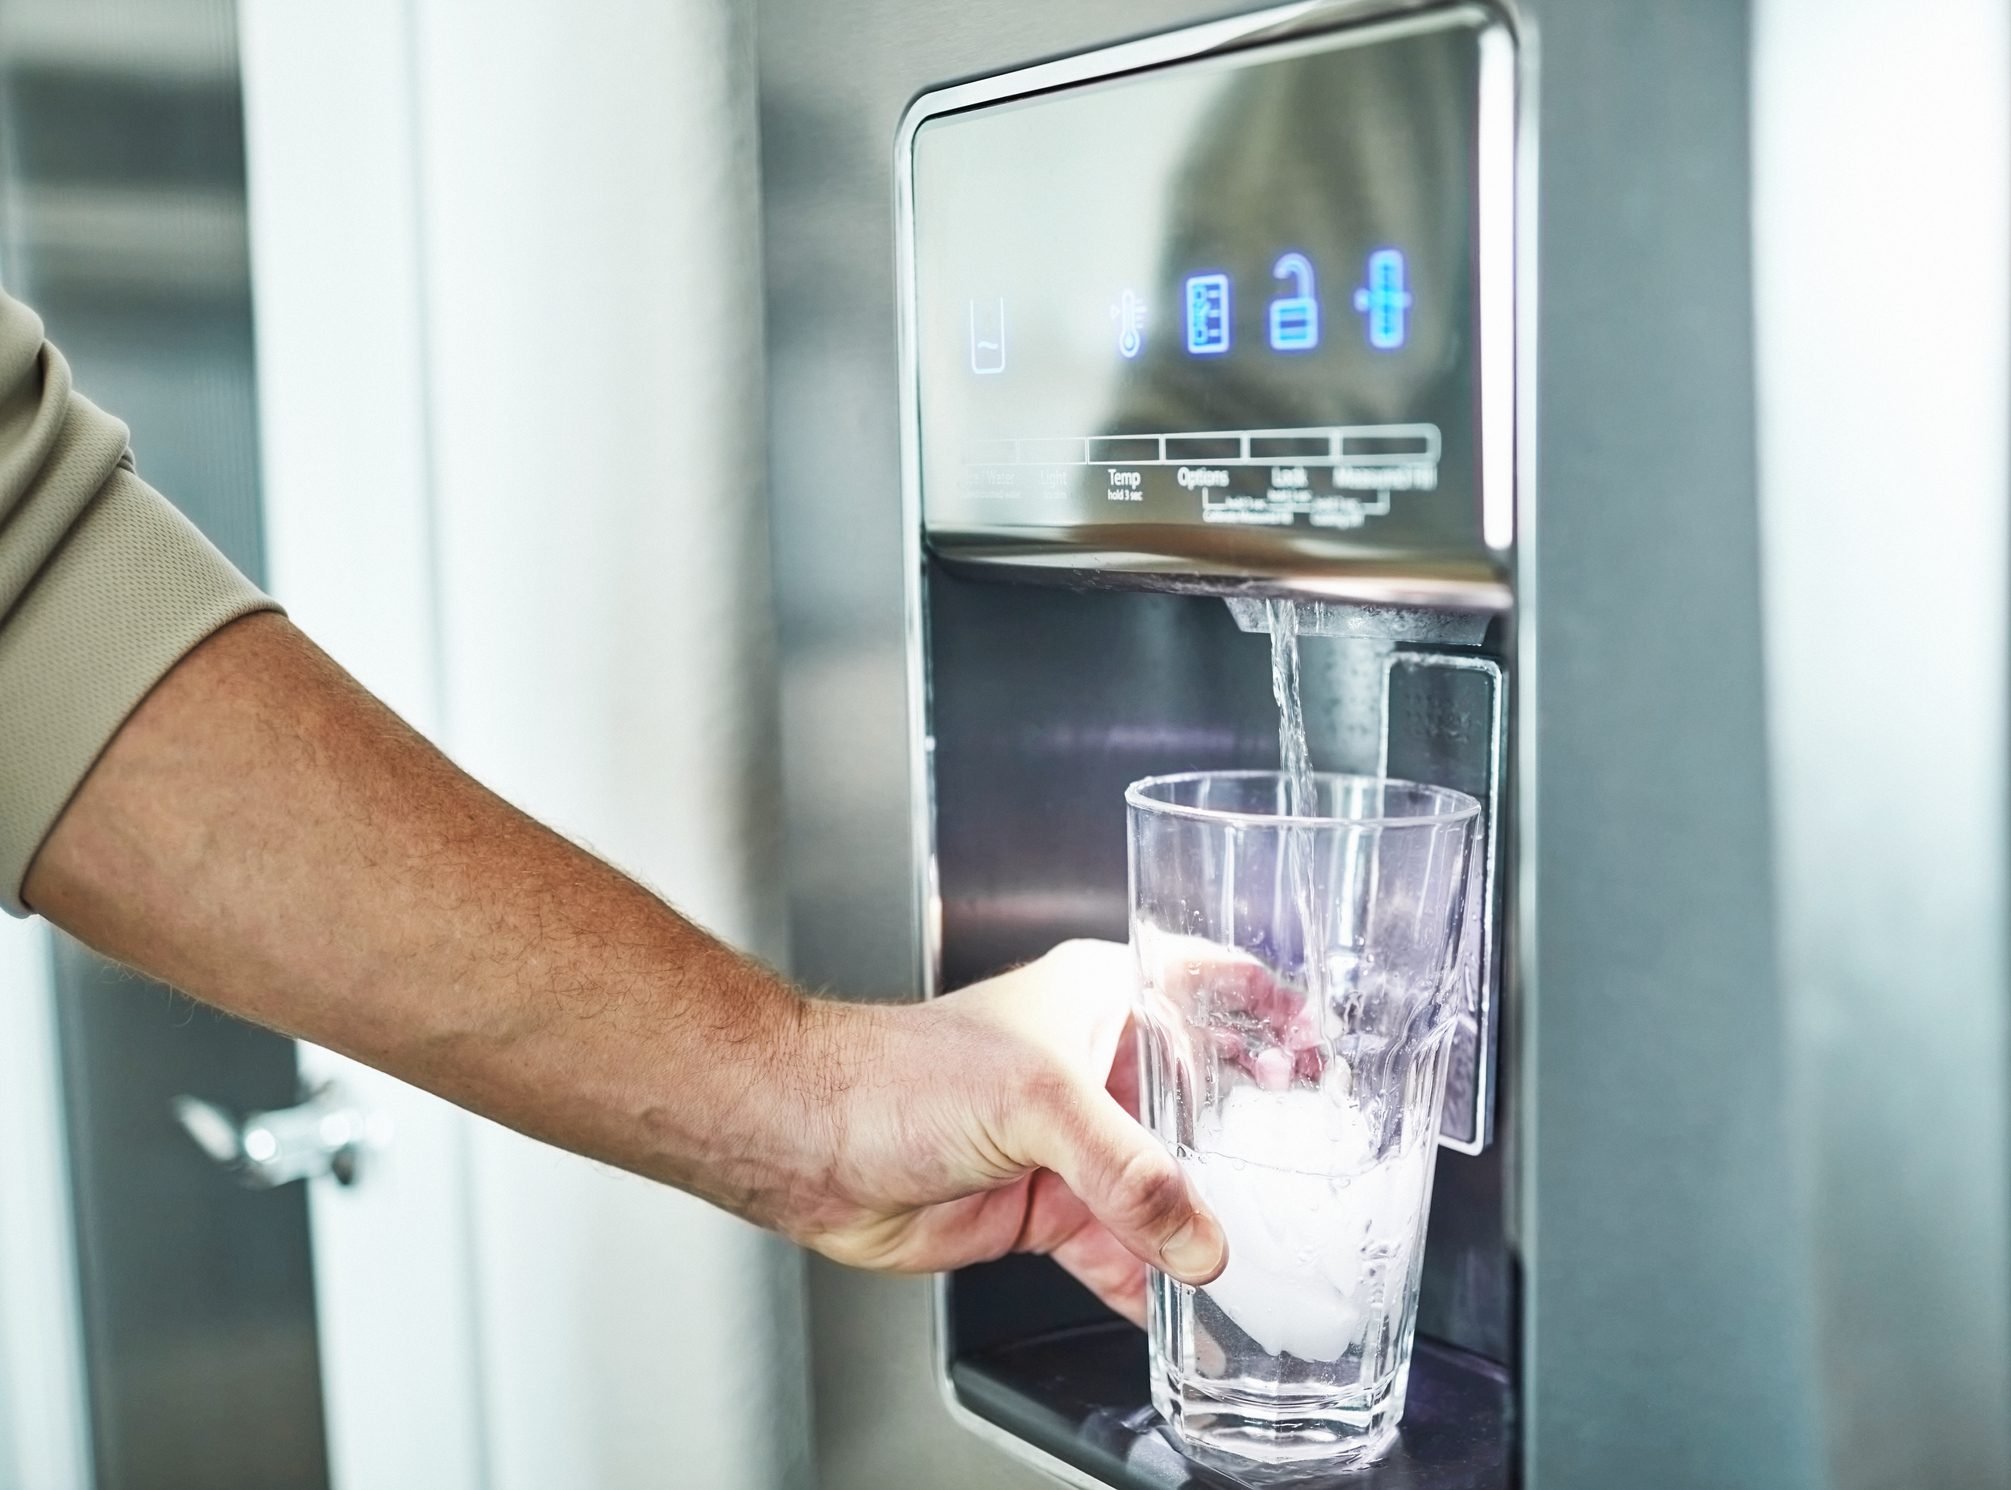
[[0, 465, 280, 915]]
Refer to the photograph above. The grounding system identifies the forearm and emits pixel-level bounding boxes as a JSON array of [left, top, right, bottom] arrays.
[[25, 612, 830, 1222]]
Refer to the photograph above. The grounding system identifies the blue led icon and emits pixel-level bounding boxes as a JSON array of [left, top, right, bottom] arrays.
[[968, 297, 1006, 374], [1352, 249, 1412, 350], [1111, 289, 1146, 359], [1185, 272, 1231, 355], [1269, 252, 1321, 352]]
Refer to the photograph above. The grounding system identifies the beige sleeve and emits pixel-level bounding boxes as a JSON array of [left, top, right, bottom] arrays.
[[0, 288, 279, 915]]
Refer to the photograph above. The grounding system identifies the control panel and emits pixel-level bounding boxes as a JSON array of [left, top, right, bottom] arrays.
[[904, 5, 1514, 600]]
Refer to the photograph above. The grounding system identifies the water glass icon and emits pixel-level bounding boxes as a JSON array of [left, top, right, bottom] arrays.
[[968, 297, 1006, 374], [1185, 273, 1230, 355]]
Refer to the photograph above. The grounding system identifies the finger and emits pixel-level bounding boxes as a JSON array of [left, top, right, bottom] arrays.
[[1012, 939, 1137, 1072], [1137, 932, 1309, 1065], [1011, 1083, 1225, 1286], [1135, 929, 1275, 1006], [1015, 1170, 1150, 1326], [1051, 1225, 1150, 1328], [1105, 1011, 1144, 1115]]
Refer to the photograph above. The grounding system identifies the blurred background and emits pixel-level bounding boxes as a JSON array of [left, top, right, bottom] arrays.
[[0, 1, 2007, 1489], [0, 2, 807, 1488]]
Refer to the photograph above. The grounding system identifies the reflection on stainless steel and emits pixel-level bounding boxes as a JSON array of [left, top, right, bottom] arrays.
[[939, 545, 1511, 608], [1093, 19, 1473, 435], [1753, 0, 2011, 1484], [0, 3, 331, 1485]]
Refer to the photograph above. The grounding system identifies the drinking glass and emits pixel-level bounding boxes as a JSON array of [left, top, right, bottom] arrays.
[[1128, 771, 1482, 1473]]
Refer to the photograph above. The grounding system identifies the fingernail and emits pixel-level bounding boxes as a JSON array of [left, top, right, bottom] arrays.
[[1160, 1212, 1226, 1283]]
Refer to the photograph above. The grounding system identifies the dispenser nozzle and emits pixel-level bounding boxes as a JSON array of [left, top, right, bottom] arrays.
[[1223, 596, 1490, 645]]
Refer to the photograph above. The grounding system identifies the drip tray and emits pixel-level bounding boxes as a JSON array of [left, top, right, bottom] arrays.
[[951, 1323, 1509, 1490]]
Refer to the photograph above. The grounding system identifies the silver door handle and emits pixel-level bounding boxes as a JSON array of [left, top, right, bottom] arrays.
[[172, 1082, 383, 1188]]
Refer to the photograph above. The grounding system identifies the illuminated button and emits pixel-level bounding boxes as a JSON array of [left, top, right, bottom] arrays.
[[1111, 289, 1147, 359], [968, 297, 1006, 374], [1185, 272, 1230, 355], [1269, 252, 1320, 351], [1351, 250, 1412, 350]]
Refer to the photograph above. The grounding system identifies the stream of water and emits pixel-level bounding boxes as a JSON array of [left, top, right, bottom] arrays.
[[1267, 596, 1314, 815], [1266, 598, 1325, 1017]]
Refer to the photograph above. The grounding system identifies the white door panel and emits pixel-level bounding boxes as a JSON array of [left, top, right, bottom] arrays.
[[0, 918, 91, 1490], [239, 6, 486, 1488], [244, 3, 806, 1488], [409, 2, 806, 1484]]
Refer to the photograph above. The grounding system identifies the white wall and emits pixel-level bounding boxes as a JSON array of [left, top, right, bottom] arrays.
[[243, 2, 805, 1487]]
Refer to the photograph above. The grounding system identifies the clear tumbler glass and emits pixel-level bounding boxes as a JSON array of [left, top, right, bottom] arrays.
[[1128, 771, 1482, 1473]]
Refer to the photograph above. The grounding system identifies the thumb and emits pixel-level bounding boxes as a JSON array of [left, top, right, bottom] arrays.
[[1014, 1082, 1227, 1286]]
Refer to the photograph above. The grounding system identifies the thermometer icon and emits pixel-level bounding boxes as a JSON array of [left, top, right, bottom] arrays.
[[1111, 289, 1146, 359]]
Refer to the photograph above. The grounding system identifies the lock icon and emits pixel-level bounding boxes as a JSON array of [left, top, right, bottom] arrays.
[[1268, 252, 1320, 352]]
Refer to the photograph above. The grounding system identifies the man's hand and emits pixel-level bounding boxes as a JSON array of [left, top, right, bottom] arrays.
[[783, 941, 1227, 1324]]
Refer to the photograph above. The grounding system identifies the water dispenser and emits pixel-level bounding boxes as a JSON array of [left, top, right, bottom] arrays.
[[900, 5, 1517, 1483]]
